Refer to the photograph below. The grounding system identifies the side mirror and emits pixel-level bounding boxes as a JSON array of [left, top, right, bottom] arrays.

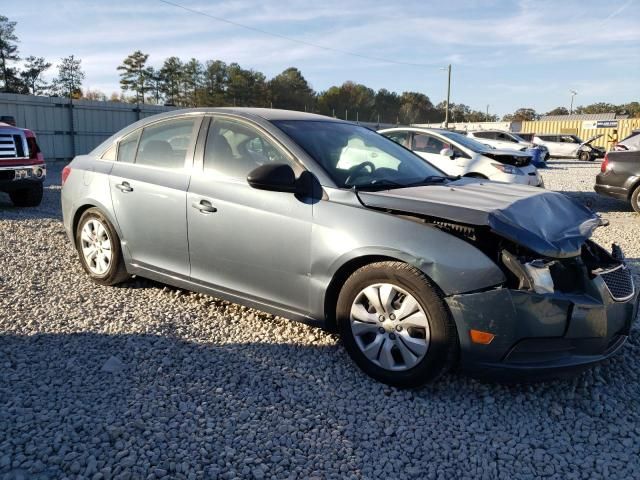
[[247, 163, 298, 193], [440, 148, 454, 158]]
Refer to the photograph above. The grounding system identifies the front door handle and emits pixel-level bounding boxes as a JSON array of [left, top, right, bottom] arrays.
[[115, 181, 133, 193], [192, 199, 217, 214]]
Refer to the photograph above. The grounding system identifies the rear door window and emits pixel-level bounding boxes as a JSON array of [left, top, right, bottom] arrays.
[[412, 133, 447, 154], [473, 131, 492, 139]]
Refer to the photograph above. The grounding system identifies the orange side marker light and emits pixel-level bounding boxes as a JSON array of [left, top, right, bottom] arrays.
[[470, 329, 495, 345]]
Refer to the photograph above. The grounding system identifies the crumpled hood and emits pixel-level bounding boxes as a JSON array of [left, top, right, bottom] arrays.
[[580, 134, 604, 147], [357, 178, 602, 258]]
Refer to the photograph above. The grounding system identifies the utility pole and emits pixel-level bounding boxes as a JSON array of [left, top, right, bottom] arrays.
[[569, 90, 577, 114], [443, 64, 452, 129], [486, 104, 490, 121]]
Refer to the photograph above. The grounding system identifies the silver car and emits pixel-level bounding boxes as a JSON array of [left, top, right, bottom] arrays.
[[61, 108, 637, 387]]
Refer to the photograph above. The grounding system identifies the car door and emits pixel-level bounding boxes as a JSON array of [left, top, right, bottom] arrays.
[[411, 132, 465, 176], [187, 116, 312, 313], [109, 115, 201, 277], [559, 135, 580, 157]]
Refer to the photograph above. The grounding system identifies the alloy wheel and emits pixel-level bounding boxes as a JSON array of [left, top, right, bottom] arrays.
[[349, 283, 430, 371], [80, 218, 113, 276]]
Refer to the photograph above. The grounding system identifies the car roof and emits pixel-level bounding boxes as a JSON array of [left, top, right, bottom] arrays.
[[89, 108, 348, 156], [154, 107, 345, 123], [379, 127, 454, 134], [468, 129, 513, 133]]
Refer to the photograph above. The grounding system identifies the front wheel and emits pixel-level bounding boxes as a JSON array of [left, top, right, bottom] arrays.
[[9, 182, 43, 207], [75, 208, 130, 286], [578, 151, 591, 162], [631, 185, 640, 214], [337, 261, 458, 387]]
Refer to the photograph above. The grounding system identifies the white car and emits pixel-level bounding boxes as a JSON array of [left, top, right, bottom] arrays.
[[533, 133, 604, 161], [378, 127, 543, 186], [467, 130, 534, 150]]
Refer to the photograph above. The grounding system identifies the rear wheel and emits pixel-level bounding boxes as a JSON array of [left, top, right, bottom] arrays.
[[9, 182, 43, 207], [75, 208, 130, 286], [631, 185, 640, 214], [337, 261, 458, 387]]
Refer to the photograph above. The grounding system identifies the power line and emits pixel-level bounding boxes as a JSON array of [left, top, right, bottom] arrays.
[[158, 0, 435, 68]]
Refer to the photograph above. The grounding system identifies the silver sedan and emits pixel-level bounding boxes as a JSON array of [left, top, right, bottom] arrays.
[[61, 108, 637, 387]]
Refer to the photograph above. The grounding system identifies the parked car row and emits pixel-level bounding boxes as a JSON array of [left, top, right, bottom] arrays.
[[58, 108, 637, 387], [595, 129, 640, 213], [378, 127, 543, 186]]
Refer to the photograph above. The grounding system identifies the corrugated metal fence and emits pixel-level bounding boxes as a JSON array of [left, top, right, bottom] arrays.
[[520, 119, 640, 149], [0, 93, 397, 162], [0, 93, 174, 161]]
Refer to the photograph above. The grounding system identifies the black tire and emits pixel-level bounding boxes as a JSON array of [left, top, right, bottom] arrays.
[[75, 208, 130, 286], [631, 185, 640, 214], [578, 150, 593, 162], [544, 152, 550, 161], [336, 261, 458, 388], [9, 182, 43, 207]]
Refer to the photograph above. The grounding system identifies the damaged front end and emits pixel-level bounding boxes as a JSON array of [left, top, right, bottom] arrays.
[[442, 228, 638, 379], [357, 180, 638, 378]]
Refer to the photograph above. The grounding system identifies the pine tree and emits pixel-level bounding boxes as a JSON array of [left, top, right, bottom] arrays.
[[0, 15, 21, 92], [117, 50, 150, 104]]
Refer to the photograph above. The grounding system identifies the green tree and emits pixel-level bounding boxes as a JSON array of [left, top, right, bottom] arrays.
[[145, 66, 163, 104], [225, 63, 268, 107], [501, 107, 538, 122], [317, 81, 375, 120], [52, 55, 85, 99], [182, 58, 203, 106], [545, 106, 569, 116], [118, 50, 150, 104], [268, 67, 315, 111], [20, 56, 51, 95], [374, 89, 401, 124], [620, 102, 640, 118], [574, 102, 617, 115], [201, 60, 228, 106], [399, 92, 435, 124], [0, 15, 21, 92], [159, 56, 183, 105]]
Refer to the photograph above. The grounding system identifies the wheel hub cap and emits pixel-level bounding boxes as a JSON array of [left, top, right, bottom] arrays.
[[349, 283, 430, 372]]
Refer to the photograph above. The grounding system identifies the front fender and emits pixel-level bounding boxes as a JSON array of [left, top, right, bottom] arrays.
[[308, 197, 506, 321]]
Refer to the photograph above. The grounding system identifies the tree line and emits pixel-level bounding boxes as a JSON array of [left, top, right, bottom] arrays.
[[0, 15, 637, 124]]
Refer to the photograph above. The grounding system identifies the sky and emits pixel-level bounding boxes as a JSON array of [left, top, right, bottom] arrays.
[[7, 0, 640, 116]]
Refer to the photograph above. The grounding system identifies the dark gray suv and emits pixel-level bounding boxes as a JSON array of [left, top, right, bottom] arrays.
[[61, 108, 638, 387]]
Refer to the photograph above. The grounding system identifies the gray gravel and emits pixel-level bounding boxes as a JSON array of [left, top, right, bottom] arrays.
[[1, 160, 639, 480]]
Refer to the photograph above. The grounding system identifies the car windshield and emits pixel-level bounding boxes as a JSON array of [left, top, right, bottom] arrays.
[[509, 133, 526, 142], [438, 130, 493, 152], [273, 120, 445, 189]]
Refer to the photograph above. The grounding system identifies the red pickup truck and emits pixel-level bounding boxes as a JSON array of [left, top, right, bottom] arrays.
[[0, 122, 46, 206]]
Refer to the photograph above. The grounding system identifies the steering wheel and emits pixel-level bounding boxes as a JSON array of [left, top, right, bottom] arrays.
[[345, 161, 376, 186]]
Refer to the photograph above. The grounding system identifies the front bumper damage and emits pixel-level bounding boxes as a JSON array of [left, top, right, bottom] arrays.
[[446, 273, 638, 380]]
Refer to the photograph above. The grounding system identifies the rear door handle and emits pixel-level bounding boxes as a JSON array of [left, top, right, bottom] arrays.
[[115, 181, 133, 193], [192, 199, 217, 214]]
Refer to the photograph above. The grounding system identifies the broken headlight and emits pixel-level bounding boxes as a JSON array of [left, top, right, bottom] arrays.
[[523, 259, 555, 294]]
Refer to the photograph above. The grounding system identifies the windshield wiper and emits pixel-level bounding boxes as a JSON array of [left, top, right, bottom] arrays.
[[350, 179, 406, 191], [351, 176, 451, 191]]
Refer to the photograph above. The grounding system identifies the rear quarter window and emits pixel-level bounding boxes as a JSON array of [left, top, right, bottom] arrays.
[[117, 131, 141, 163]]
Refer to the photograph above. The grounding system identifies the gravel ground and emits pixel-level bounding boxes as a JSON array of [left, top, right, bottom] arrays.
[[1, 160, 639, 480]]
